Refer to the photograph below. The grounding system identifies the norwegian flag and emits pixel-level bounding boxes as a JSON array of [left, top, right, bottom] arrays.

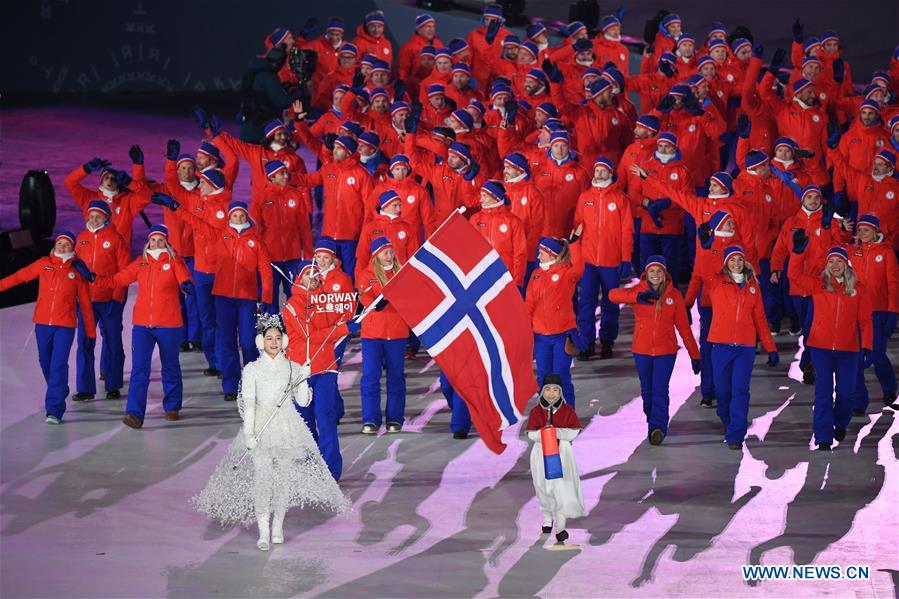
[[381, 211, 537, 453]]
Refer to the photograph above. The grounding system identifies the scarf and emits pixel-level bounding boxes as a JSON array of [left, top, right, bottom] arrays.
[[230, 222, 251, 234]]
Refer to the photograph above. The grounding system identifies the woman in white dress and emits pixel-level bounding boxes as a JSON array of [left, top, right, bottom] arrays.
[[193, 314, 350, 550]]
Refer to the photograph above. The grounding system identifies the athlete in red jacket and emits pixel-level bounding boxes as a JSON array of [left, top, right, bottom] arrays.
[[788, 241, 873, 449], [72, 201, 129, 401], [368, 154, 434, 239], [532, 130, 590, 239], [398, 14, 443, 86], [0, 232, 95, 423], [355, 191, 419, 281], [609, 255, 700, 444], [352, 11, 393, 68], [470, 180, 528, 288], [502, 152, 546, 283]]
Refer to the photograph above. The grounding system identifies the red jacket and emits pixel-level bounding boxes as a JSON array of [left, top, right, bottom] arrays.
[[550, 86, 632, 166], [732, 172, 781, 259], [788, 251, 874, 351], [352, 24, 394, 67], [526, 240, 584, 334], [405, 135, 481, 224], [470, 204, 529, 287], [283, 287, 350, 373], [368, 177, 435, 239], [832, 120, 890, 193], [702, 271, 777, 352], [134, 163, 195, 257], [63, 166, 150, 249], [98, 252, 191, 327], [167, 182, 232, 274], [686, 233, 755, 309], [829, 149, 899, 245], [630, 156, 690, 235], [355, 214, 420, 281], [213, 131, 306, 205], [0, 253, 95, 334], [574, 181, 634, 266], [656, 107, 727, 185], [532, 152, 590, 238], [75, 225, 129, 303], [847, 239, 899, 313], [505, 177, 547, 260], [254, 182, 313, 262], [296, 160, 373, 241], [179, 212, 273, 302], [609, 277, 700, 358], [770, 208, 852, 276], [357, 267, 409, 340], [398, 33, 443, 85]]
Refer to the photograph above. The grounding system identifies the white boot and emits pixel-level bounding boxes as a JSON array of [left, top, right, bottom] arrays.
[[272, 511, 285, 544], [257, 512, 271, 551]]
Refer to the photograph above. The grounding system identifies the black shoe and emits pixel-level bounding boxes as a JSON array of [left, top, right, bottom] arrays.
[[598, 340, 613, 360], [99, 372, 106, 381], [179, 342, 193, 353], [72, 392, 94, 402], [769, 320, 782, 335], [453, 430, 468, 439], [649, 429, 664, 446], [576, 344, 595, 362], [203, 368, 222, 377], [852, 409, 865, 417], [817, 443, 832, 451], [106, 390, 121, 400], [728, 442, 742, 450], [834, 428, 847, 441], [555, 530, 569, 543], [883, 393, 897, 406], [542, 525, 552, 534], [789, 317, 801, 335], [802, 365, 815, 385], [700, 397, 715, 408], [224, 393, 237, 402], [192, 341, 203, 352]]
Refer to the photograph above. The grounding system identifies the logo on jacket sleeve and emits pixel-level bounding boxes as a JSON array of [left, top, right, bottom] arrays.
[[216, 210, 225, 219], [608, 202, 617, 211], [248, 240, 255, 248], [288, 199, 296, 207], [565, 173, 574, 182], [406, 195, 415, 204], [875, 254, 884, 262], [688, 124, 696, 132], [398, 231, 407, 239], [347, 176, 356, 185], [499, 224, 508, 233], [163, 263, 171, 271], [332, 283, 341, 291], [551, 273, 560, 282], [812, 114, 820, 123], [670, 172, 679, 181], [68, 272, 76, 279], [749, 286, 756, 294], [887, 191, 895, 200], [665, 297, 674, 305], [520, 196, 528, 205], [103, 240, 111, 248]]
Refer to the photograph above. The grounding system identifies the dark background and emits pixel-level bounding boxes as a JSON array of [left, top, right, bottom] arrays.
[[2, 0, 896, 98]]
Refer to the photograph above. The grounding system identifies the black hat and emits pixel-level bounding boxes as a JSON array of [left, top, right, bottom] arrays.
[[541, 374, 563, 389]]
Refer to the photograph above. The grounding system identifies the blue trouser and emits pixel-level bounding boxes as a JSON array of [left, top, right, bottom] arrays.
[[639, 233, 682, 282], [757, 258, 776, 322], [523, 260, 538, 289], [334, 336, 350, 420], [871, 312, 897, 398], [439, 371, 454, 409], [633, 353, 677, 435], [127, 325, 183, 421], [296, 372, 342, 480], [214, 296, 258, 394], [35, 324, 76, 419], [335, 239, 357, 284], [407, 332, 421, 354], [180, 257, 201, 344], [577, 264, 622, 345], [271, 258, 300, 308], [631, 218, 642, 271], [360, 338, 407, 426], [534, 333, 575, 406], [76, 300, 125, 394], [682, 213, 696, 280], [791, 295, 811, 369], [809, 348, 856, 444], [698, 305, 715, 399], [852, 351, 869, 413], [193, 270, 218, 369], [439, 372, 471, 433], [710, 344, 755, 444]]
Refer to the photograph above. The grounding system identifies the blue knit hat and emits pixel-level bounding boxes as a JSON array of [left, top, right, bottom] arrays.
[[676, 33, 695, 49], [658, 52, 677, 67], [800, 185, 821, 203], [708, 210, 732, 234], [503, 152, 530, 175], [502, 34, 520, 47], [198, 169, 225, 190], [571, 39, 592, 54], [602, 68, 625, 91], [433, 48, 452, 60], [483, 4, 503, 19], [875, 149, 897, 169], [449, 109, 474, 131], [227, 200, 249, 216], [415, 14, 436, 30], [297, 260, 316, 280], [86, 199, 111, 216], [449, 38, 469, 56], [420, 45, 436, 57], [447, 142, 472, 163], [269, 27, 291, 47], [643, 255, 667, 271], [526, 23, 547, 40], [774, 137, 799, 153], [370, 236, 393, 256], [696, 55, 716, 70], [197, 141, 222, 163], [722, 245, 745, 265], [370, 87, 389, 102], [370, 59, 390, 74], [825, 246, 849, 265], [263, 119, 286, 139], [600, 16, 621, 33], [481, 180, 507, 204], [334, 136, 357, 154], [148, 224, 169, 239], [820, 30, 839, 44], [390, 101, 411, 116], [857, 214, 881, 231], [587, 78, 611, 98], [803, 37, 821, 55], [549, 130, 571, 146], [358, 130, 380, 148], [538, 237, 564, 258], [325, 18, 344, 33], [264, 160, 287, 178], [389, 154, 411, 171], [707, 22, 727, 37], [593, 156, 615, 172], [377, 190, 402, 210], [467, 100, 486, 115], [708, 38, 728, 51], [55, 230, 77, 244], [452, 62, 471, 76], [792, 78, 814, 96], [661, 13, 681, 28], [176, 153, 196, 167], [686, 74, 705, 88], [731, 38, 751, 54], [426, 83, 446, 97], [709, 172, 733, 195], [519, 40, 539, 59], [340, 120, 363, 137], [536, 102, 558, 118], [314, 237, 338, 257], [669, 84, 690, 97], [490, 84, 512, 101], [526, 69, 549, 88], [657, 132, 678, 147], [636, 114, 660, 133], [364, 11, 386, 26], [744, 150, 769, 170], [566, 21, 587, 37]]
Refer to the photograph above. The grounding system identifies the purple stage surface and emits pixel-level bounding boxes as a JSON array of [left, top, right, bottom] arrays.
[[1, 107, 898, 598]]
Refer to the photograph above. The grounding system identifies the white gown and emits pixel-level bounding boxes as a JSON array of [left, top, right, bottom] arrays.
[[527, 428, 587, 521], [193, 351, 350, 526]]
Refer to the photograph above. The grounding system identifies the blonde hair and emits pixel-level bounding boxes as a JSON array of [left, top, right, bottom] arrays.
[[142, 238, 177, 261], [642, 268, 668, 312], [552, 240, 572, 265], [373, 253, 402, 287], [822, 265, 856, 296]]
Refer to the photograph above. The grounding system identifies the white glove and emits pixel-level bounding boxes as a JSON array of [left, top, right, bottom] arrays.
[[555, 428, 579, 441], [245, 434, 258, 450], [526, 430, 541, 442]]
